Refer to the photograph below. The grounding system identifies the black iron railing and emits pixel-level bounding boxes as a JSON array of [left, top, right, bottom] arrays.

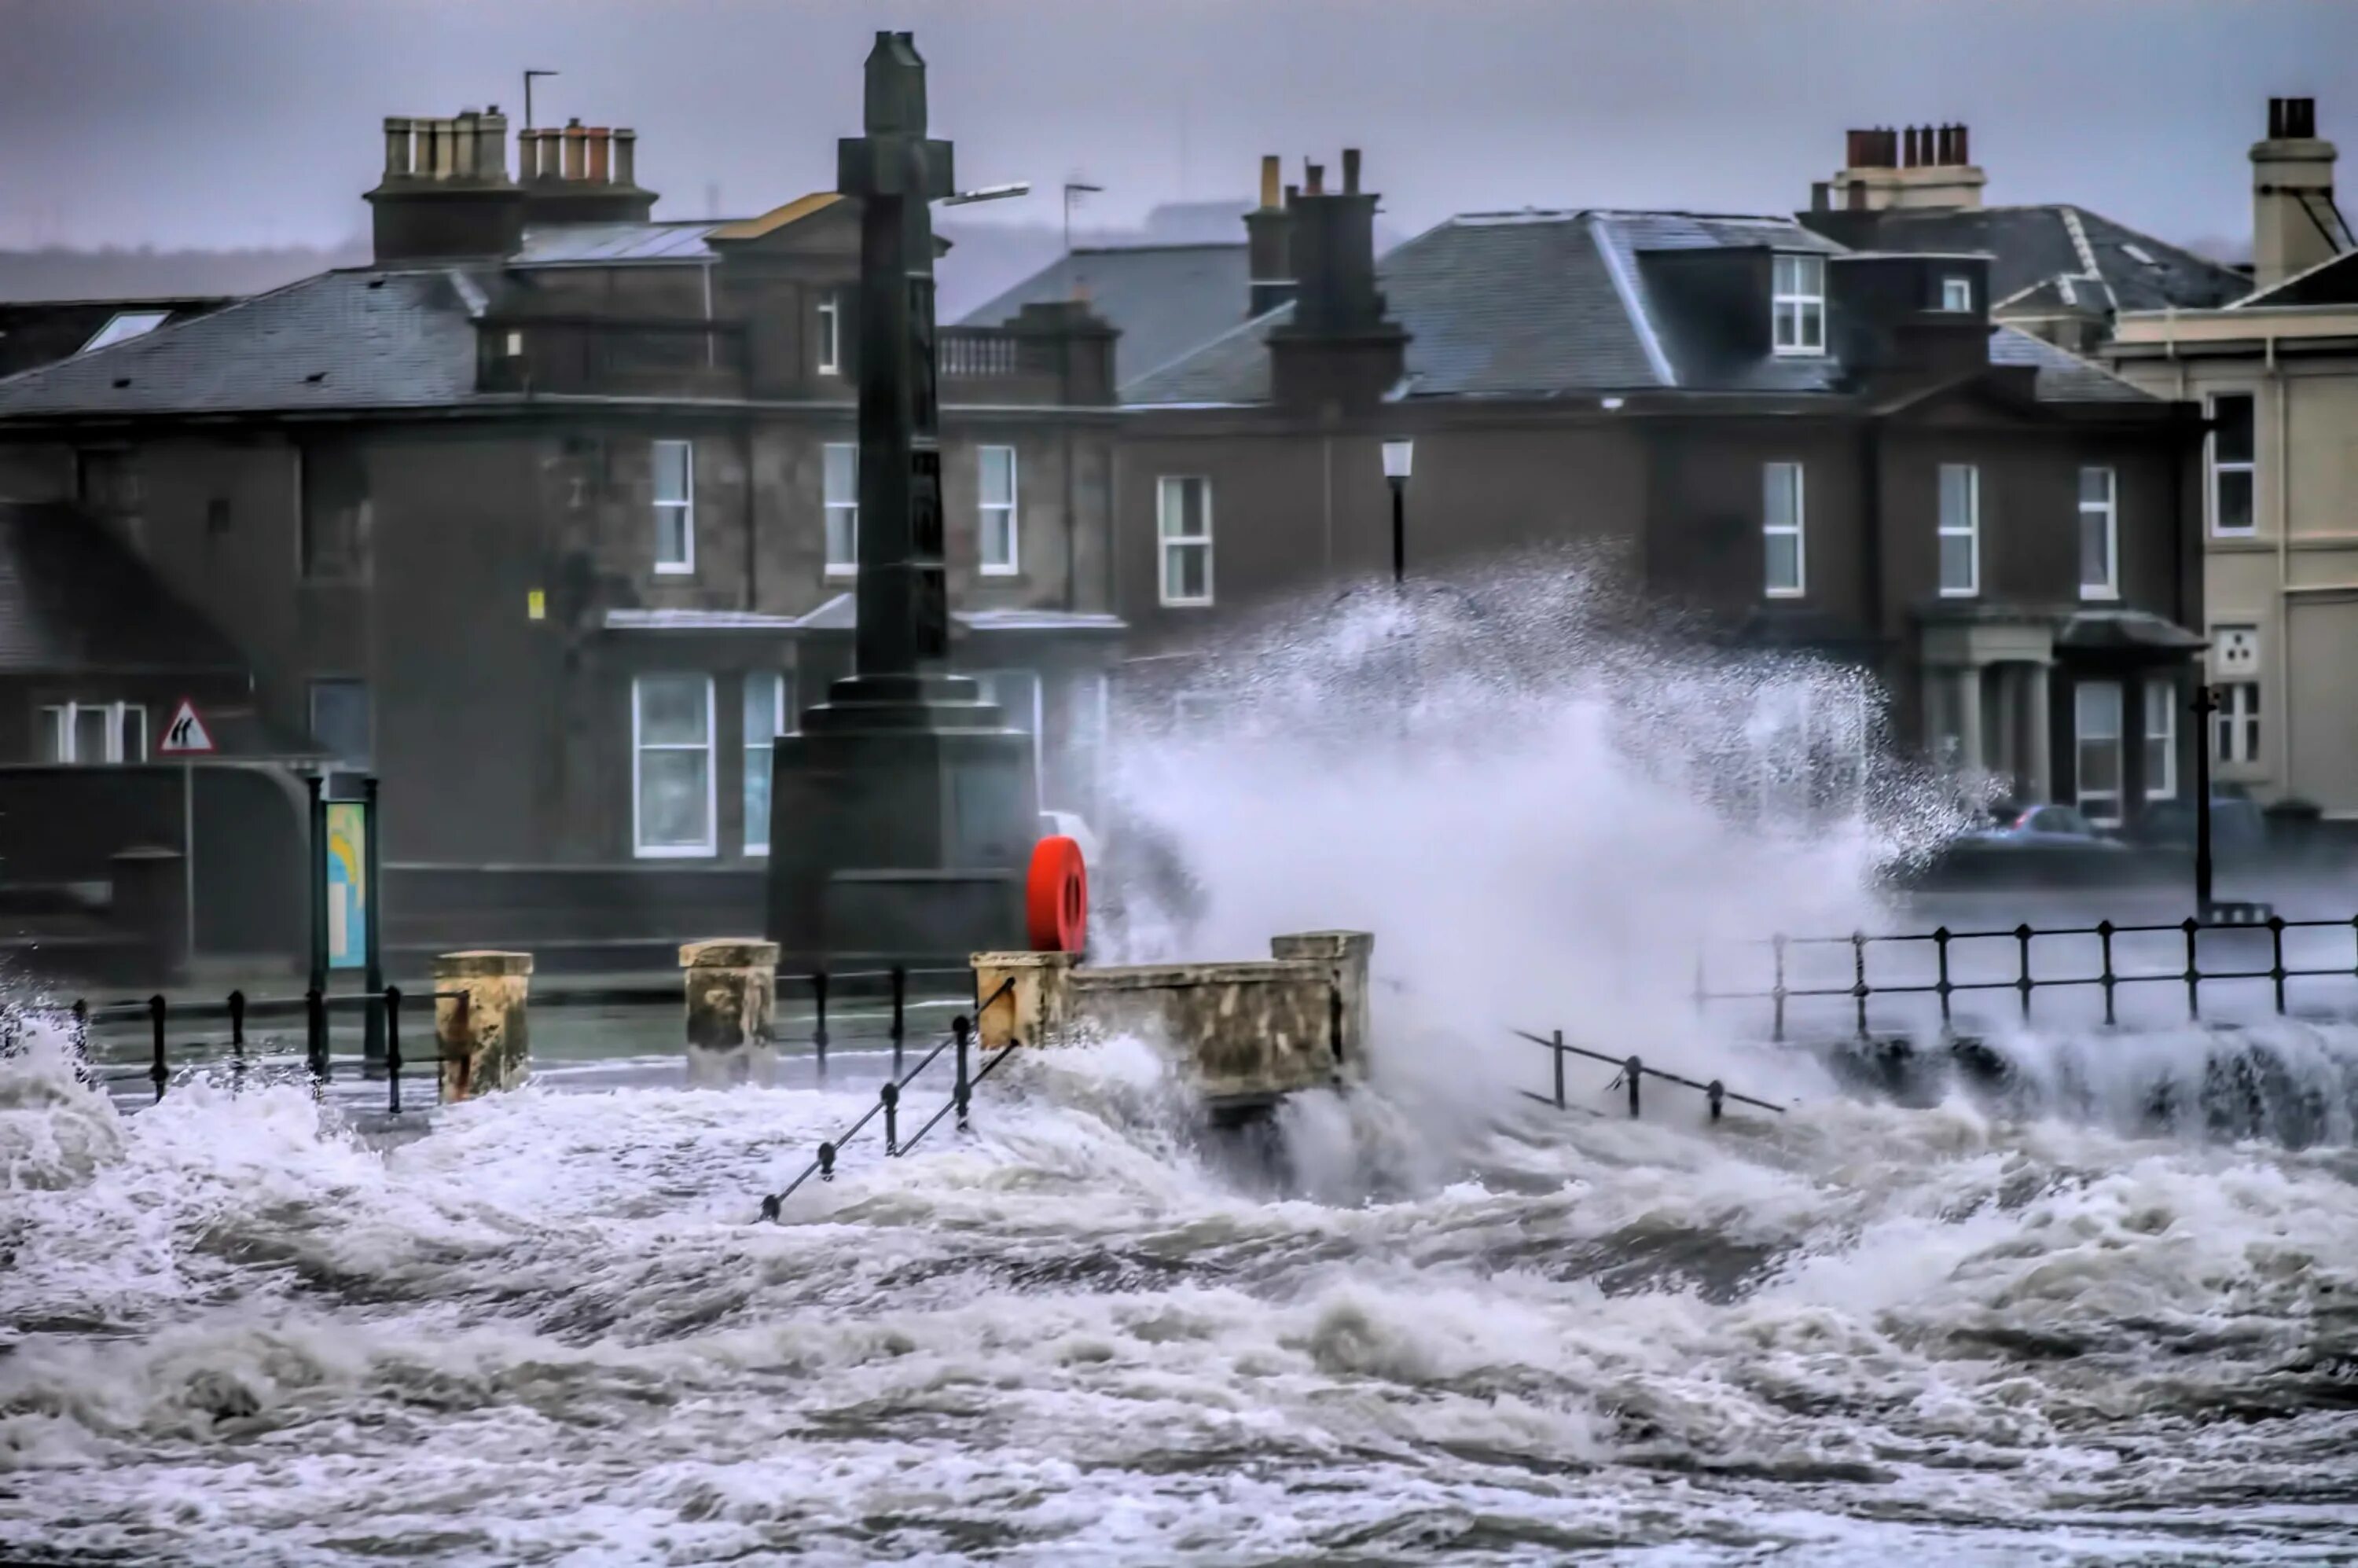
[[756, 976, 1019, 1221], [1697, 912, 2358, 1041], [29, 962, 984, 1119], [1514, 1027, 1787, 1121]]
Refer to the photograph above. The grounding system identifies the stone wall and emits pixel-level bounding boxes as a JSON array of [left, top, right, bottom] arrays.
[[974, 930, 1372, 1104]]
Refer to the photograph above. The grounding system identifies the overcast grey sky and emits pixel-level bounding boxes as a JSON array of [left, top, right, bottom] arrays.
[[1, 0, 2349, 258]]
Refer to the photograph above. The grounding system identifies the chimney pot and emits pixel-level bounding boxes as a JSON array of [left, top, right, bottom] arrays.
[[614, 128, 637, 187], [1342, 148, 1361, 195], [587, 126, 611, 184], [562, 118, 587, 181], [1955, 123, 1970, 165], [1259, 154, 1280, 208], [1306, 161, 1324, 196], [383, 116, 413, 178], [2270, 96, 2287, 138]]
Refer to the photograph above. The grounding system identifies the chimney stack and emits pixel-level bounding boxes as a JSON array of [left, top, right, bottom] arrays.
[[2252, 96, 2345, 292], [1269, 149, 1407, 410], [1244, 154, 1295, 315], [363, 106, 524, 261], [1827, 119, 1984, 211]]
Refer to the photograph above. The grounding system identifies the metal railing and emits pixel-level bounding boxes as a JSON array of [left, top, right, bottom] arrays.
[[34, 963, 985, 1119], [1514, 1027, 1786, 1122], [755, 976, 1019, 1220], [1697, 911, 2358, 1041]]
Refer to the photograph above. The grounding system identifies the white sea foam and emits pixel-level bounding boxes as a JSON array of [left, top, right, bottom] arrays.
[[6, 572, 2356, 1563]]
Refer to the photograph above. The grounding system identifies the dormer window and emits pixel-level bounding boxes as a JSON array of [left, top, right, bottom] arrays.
[[1940, 275, 1973, 313], [1772, 253, 1826, 355]]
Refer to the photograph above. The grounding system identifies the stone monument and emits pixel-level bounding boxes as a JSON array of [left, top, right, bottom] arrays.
[[766, 31, 1038, 967]]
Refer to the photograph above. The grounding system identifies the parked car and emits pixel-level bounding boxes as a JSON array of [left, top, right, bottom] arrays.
[[1958, 804, 2128, 850]]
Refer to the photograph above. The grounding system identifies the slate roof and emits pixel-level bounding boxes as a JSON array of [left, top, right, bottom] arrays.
[[0, 269, 483, 417], [1812, 204, 2250, 317], [0, 298, 233, 380], [957, 243, 1251, 391], [2231, 248, 2358, 309], [1124, 209, 2154, 407], [0, 502, 248, 674]]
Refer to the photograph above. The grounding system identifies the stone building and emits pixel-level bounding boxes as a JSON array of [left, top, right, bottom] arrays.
[[2109, 98, 2358, 816], [1115, 152, 2208, 829], [0, 107, 1123, 969]]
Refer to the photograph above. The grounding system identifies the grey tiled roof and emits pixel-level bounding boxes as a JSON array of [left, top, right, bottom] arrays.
[[510, 221, 725, 265], [2233, 248, 2358, 308], [1987, 325, 2153, 402], [0, 502, 248, 674], [958, 243, 1251, 391], [1821, 204, 2250, 316], [1125, 208, 2148, 408], [0, 270, 483, 417]]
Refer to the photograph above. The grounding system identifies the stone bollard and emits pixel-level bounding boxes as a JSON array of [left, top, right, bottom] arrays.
[[681, 938, 778, 1088], [1271, 931, 1375, 1070], [971, 949, 1079, 1051], [434, 951, 532, 1101]]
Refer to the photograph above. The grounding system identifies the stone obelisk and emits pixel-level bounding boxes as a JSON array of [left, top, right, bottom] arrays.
[[765, 31, 1038, 967]]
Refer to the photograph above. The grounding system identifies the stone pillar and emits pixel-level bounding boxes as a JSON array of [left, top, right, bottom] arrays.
[[681, 939, 777, 1087], [434, 951, 531, 1101], [1271, 930, 1374, 1069], [1954, 663, 1984, 774], [2026, 662, 2054, 805], [971, 949, 1077, 1051]]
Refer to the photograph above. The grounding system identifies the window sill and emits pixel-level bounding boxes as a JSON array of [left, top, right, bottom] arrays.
[[653, 564, 695, 578], [1159, 598, 1214, 609], [979, 564, 1021, 578], [1769, 347, 1827, 359], [824, 567, 858, 580], [1937, 588, 1980, 599], [634, 844, 717, 860], [1765, 587, 1806, 600], [2079, 586, 2121, 602]]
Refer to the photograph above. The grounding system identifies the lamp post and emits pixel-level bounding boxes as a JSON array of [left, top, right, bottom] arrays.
[[1381, 438, 1413, 586], [2191, 680, 2218, 916]]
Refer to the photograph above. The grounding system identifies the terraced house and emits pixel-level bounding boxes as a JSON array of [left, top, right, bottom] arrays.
[[1115, 152, 2208, 828], [0, 107, 1122, 969]]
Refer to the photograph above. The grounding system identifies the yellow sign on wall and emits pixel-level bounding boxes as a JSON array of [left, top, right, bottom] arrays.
[[325, 801, 368, 970]]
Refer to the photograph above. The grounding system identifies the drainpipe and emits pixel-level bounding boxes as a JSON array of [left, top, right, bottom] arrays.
[[2272, 331, 2291, 800], [1860, 414, 1888, 714], [1063, 423, 1078, 611], [740, 421, 757, 611]]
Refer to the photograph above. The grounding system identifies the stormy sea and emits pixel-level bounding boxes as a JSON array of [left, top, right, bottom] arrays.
[[6, 571, 2356, 1564]]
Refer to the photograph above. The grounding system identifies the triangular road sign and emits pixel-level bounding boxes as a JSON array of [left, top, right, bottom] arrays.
[[158, 698, 215, 755]]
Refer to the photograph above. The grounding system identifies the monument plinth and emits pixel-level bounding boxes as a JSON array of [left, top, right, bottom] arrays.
[[766, 32, 1038, 967]]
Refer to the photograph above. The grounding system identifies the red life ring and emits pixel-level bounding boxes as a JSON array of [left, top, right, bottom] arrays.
[[1026, 835, 1089, 953]]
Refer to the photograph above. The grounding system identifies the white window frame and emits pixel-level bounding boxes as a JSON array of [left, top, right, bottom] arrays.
[[631, 674, 716, 859], [2077, 465, 2118, 600], [1937, 463, 1981, 597], [1771, 253, 1826, 357], [652, 439, 695, 575], [2206, 391, 2257, 538], [39, 700, 147, 764], [1157, 476, 1214, 607], [2074, 678, 2124, 827], [1940, 275, 1974, 313], [824, 442, 859, 578], [979, 445, 1019, 576], [2215, 678, 2261, 766], [816, 292, 841, 376], [742, 672, 789, 857], [2142, 680, 2178, 799], [1763, 461, 1805, 598]]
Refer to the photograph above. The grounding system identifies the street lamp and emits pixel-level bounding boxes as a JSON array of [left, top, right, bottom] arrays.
[[1381, 438, 1413, 586]]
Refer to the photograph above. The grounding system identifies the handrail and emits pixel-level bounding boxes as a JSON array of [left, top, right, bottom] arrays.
[[1512, 1026, 1786, 1120], [1695, 910, 2358, 1040], [755, 976, 1017, 1221]]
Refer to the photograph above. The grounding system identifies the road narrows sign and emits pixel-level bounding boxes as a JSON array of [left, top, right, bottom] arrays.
[[158, 699, 215, 755]]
